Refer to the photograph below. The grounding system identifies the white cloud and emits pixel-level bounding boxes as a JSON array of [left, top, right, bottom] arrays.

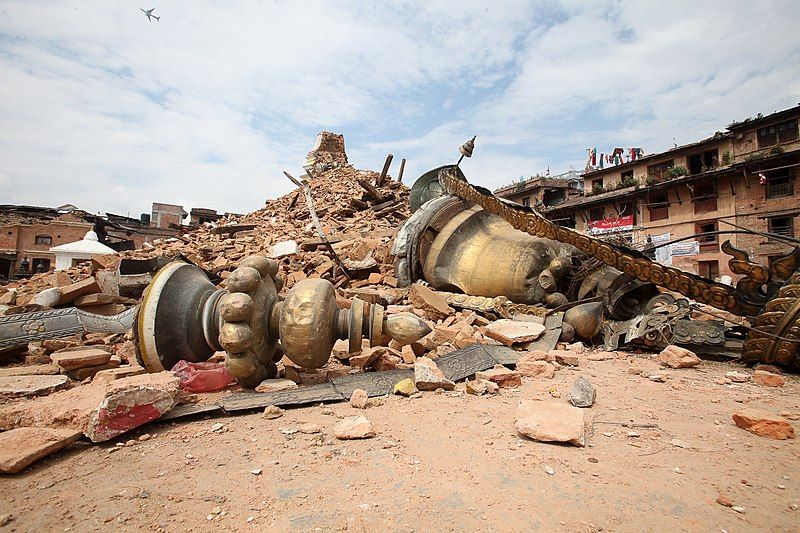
[[0, 0, 798, 218]]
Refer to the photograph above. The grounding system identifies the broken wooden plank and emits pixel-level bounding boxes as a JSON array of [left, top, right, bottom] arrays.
[[284, 171, 352, 279], [371, 198, 400, 212], [349, 198, 369, 210], [374, 202, 403, 217]]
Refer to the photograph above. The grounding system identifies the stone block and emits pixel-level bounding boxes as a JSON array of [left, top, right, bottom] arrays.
[[334, 415, 375, 439], [50, 348, 111, 371], [482, 320, 546, 346], [732, 408, 795, 440], [56, 277, 100, 305], [93, 365, 146, 382], [516, 355, 555, 378], [255, 378, 298, 393], [656, 345, 701, 368], [73, 293, 115, 307], [475, 364, 522, 388], [752, 370, 785, 387], [408, 283, 453, 321], [0, 427, 82, 474], [0, 364, 61, 377], [0, 375, 69, 396], [515, 400, 585, 446]]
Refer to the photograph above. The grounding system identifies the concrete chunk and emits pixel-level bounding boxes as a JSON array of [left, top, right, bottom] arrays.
[[569, 376, 597, 408], [270, 240, 299, 258], [0, 372, 180, 442]]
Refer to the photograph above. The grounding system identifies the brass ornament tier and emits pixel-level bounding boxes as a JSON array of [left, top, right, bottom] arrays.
[[135, 258, 430, 388]]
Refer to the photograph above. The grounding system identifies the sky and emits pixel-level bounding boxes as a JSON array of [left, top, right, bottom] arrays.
[[1, 0, 799, 220]]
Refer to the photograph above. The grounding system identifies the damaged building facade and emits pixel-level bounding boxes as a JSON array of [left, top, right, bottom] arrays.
[[510, 105, 800, 281], [493, 170, 583, 209], [0, 202, 234, 279]]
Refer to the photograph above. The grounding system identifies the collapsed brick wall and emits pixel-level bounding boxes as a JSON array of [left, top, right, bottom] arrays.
[[306, 131, 348, 172]]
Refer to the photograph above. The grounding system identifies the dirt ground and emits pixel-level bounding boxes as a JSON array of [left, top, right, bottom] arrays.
[[1, 354, 798, 532]]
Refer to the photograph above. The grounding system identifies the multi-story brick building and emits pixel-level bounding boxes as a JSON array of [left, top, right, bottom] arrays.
[[505, 105, 800, 281]]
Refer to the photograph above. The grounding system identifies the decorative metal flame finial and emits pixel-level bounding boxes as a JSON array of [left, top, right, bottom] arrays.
[[457, 135, 477, 166]]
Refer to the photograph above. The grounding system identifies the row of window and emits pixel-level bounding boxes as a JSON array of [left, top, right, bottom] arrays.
[[594, 149, 722, 190], [594, 119, 798, 191], [605, 170, 794, 223], [757, 119, 799, 148]]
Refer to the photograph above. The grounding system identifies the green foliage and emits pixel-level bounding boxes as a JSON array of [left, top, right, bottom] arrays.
[[591, 182, 605, 195], [727, 113, 763, 129], [665, 165, 688, 179], [771, 146, 785, 155], [721, 150, 731, 165]]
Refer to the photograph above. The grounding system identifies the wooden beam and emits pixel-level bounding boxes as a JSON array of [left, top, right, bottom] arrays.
[[397, 158, 406, 183], [377, 153, 394, 186], [357, 179, 386, 203]]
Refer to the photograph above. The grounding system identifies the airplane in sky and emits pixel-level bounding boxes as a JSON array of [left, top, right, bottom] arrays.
[[140, 8, 160, 22]]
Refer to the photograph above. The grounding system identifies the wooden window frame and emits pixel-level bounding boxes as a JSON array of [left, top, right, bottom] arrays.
[[765, 170, 793, 199], [768, 215, 794, 237], [698, 260, 720, 280], [647, 160, 674, 181], [648, 192, 669, 221], [758, 125, 778, 148], [693, 181, 718, 213], [777, 119, 799, 143], [695, 220, 718, 253]]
